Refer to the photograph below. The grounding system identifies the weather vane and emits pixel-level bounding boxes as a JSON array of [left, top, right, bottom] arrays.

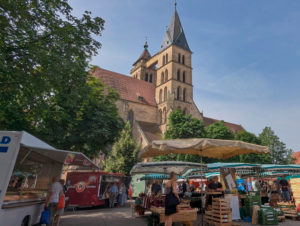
[[175, 0, 177, 9]]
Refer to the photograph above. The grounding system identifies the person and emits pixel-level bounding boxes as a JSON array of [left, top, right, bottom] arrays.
[[109, 182, 118, 208], [54, 179, 66, 226], [118, 183, 127, 207], [246, 177, 252, 193], [279, 176, 290, 202], [151, 180, 162, 196], [45, 176, 63, 226], [165, 172, 180, 226], [207, 176, 223, 206]]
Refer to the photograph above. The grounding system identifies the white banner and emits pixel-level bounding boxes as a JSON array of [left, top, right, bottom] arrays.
[[0, 131, 22, 205]]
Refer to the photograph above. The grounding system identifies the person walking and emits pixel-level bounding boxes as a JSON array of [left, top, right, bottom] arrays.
[[164, 172, 180, 226], [54, 179, 66, 226], [109, 182, 118, 208], [279, 176, 290, 202], [118, 183, 127, 207], [45, 176, 63, 226]]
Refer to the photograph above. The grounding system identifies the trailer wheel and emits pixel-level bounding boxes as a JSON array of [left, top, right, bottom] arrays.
[[21, 215, 30, 226]]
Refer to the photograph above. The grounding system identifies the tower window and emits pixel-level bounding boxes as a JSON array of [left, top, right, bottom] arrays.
[[128, 110, 134, 127], [166, 54, 168, 63], [183, 88, 186, 102], [177, 86, 181, 100], [159, 109, 162, 124], [145, 73, 148, 82], [149, 74, 152, 83], [165, 69, 168, 82], [178, 53, 181, 63], [161, 72, 164, 84], [182, 55, 185, 65], [177, 69, 180, 81], [164, 87, 167, 101], [182, 71, 186, 83], [163, 107, 167, 124], [163, 55, 166, 65], [159, 89, 163, 103]]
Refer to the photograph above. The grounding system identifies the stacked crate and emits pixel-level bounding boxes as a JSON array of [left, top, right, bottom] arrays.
[[205, 198, 232, 226], [290, 178, 300, 210], [244, 194, 261, 217], [258, 206, 278, 225]]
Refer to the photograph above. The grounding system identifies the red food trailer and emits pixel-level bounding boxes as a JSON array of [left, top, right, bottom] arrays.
[[65, 171, 126, 208]]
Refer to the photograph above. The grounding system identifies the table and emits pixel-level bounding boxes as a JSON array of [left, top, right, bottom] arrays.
[[150, 206, 198, 224]]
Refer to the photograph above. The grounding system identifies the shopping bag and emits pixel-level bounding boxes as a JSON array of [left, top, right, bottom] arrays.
[[56, 195, 65, 209], [40, 208, 50, 224]]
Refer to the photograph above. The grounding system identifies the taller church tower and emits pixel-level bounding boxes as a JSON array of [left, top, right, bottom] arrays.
[[131, 6, 201, 134]]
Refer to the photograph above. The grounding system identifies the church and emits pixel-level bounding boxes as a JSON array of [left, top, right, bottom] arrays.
[[91, 7, 244, 150]]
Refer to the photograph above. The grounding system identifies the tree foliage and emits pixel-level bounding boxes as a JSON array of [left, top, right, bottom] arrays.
[[104, 122, 140, 175], [259, 127, 294, 164], [206, 121, 234, 140], [0, 0, 123, 158]]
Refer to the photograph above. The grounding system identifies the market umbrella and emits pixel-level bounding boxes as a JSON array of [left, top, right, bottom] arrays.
[[139, 138, 269, 159], [130, 161, 207, 176]]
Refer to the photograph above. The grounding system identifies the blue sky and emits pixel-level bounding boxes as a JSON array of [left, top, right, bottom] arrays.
[[69, 0, 300, 151]]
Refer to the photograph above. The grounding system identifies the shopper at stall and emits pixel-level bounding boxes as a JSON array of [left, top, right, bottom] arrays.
[[45, 176, 63, 226], [109, 182, 118, 208], [207, 176, 224, 206], [246, 177, 252, 193], [55, 179, 66, 226], [279, 176, 290, 201], [165, 172, 180, 226], [118, 183, 127, 207], [151, 180, 162, 195]]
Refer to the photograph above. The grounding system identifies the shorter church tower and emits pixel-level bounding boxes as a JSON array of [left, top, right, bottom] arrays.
[[130, 41, 157, 85]]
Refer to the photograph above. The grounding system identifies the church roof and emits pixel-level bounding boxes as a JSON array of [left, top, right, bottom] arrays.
[[202, 116, 245, 133], [161, 9, 191, 52], [92, 67, 157, 106], [137, 121, 162, 143]]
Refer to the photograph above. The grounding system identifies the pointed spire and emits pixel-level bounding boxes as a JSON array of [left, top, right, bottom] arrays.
[[144, 38, 148, 50], [133, 40, 151, 66], [161, 7, 191, 52]]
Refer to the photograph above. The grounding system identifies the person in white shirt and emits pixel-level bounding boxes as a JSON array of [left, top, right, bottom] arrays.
[[45, 176, 63, 226]]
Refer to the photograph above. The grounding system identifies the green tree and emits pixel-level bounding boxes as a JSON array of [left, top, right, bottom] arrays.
[[0, 1, 123, 158], [104, 122, 140, 175], [155, 110, 206, 162], [206, 121, 234, 139], [232, 130, 271, 163], [259, 127, 294, 164]]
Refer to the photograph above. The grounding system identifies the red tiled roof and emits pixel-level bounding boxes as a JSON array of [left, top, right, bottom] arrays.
[[293, 151, 300, 164], [92, 67, 157, 106], [202, 116, 245, 133], [136, 121, 162, 142]]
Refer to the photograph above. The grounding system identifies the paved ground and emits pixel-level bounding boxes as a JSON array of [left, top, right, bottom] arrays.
[[61, 203, 300, 226]]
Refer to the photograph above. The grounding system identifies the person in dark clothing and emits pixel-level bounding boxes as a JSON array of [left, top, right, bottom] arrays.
[[279, 176, 290, 201], [165, 172, 180, 226], [207, 176, 224, 206], [151, 180, 162, 195]]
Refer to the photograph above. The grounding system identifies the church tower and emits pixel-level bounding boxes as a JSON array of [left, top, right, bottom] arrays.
[[130, 5, 196, 134], [155, 7, 193, 133]]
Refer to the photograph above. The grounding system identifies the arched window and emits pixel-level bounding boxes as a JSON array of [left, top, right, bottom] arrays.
[[183, 108, 187, 115], [183, 88, 186, 102], [163, 55, 166, 65], [165, 69, 168, 82], [159, 109, 162, 124], [166, 54, 168, 63], [135, 73, 137, 78], [149, 74, 152, 83], [182, 71, 186, 83], [163, 107, 167, 124], [177, 69, 180, 81], [159, 89, 163, 103], [128, 110, 134, 127], [161, 72, 164, 84], [182, 55, 185, 65], [164, 87, 167, 101], [178, 53, 181, 63], [177, 86, 181, 100], [145, 73, 148, 82]]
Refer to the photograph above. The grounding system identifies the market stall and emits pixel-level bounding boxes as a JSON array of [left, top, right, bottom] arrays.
[[130, 161, 207, 223], [139, 138, 270, 225]]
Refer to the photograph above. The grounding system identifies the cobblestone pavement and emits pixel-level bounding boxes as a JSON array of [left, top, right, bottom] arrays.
[[61, 203, 300, 226]]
